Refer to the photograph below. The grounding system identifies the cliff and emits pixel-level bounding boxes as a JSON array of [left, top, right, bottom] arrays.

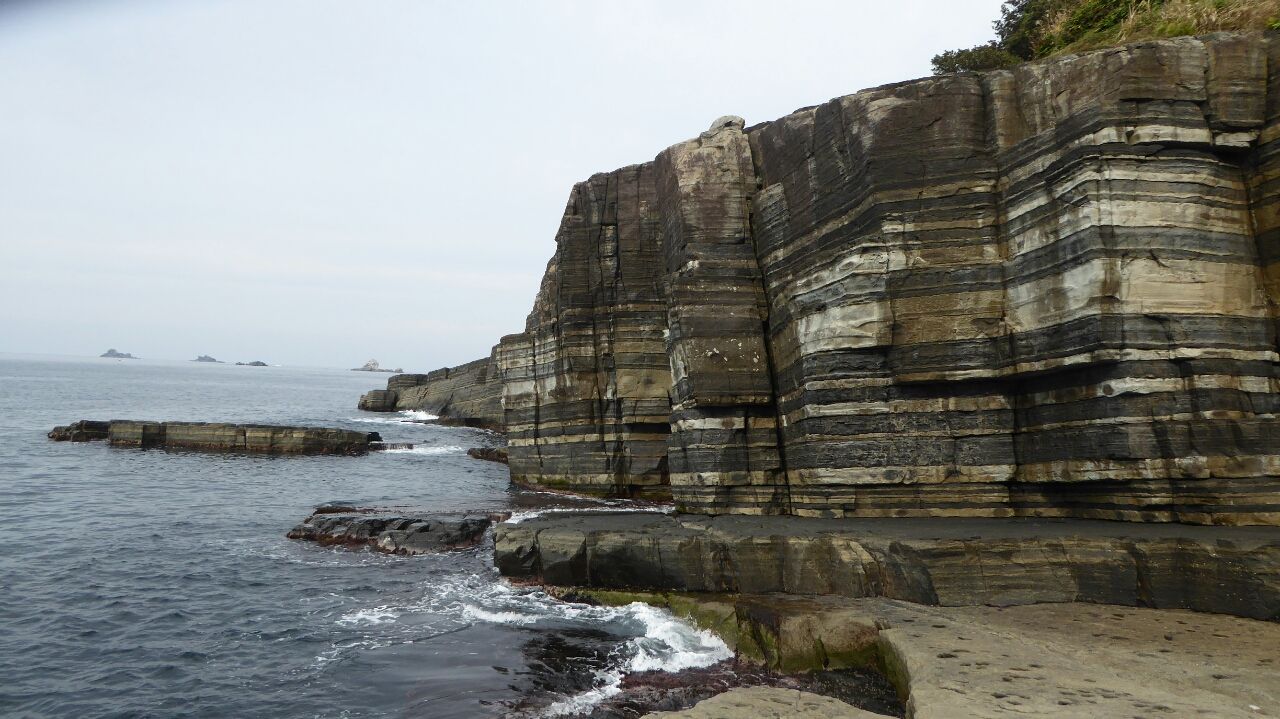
[[370, 32, 1280, 525], [359, 351, 504, 429]]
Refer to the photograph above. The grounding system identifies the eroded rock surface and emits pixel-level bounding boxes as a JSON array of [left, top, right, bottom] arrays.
[[49, 420, 380, 455], [590, 592, 1280, 719], [495, 512, 1280, 619], [368, 33, 1280, 525], [642, 686, 889, 719], [287, 511, 495, 554], [358, 354, 503, 429]]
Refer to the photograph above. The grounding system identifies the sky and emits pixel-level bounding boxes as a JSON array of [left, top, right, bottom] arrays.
[[0, 0, 1004, 370]]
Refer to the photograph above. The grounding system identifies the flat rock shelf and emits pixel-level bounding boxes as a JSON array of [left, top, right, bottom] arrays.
[[48, 419, 384, 455]]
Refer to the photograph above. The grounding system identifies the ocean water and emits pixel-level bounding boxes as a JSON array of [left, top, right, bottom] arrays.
[[0, 355, 727, 718]]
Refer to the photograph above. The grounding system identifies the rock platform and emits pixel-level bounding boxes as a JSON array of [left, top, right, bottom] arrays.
[[496, 512, 1280, 620], [619, 595, 1279, 718], [287, 510, 499, 554], [49, 419, 381, 455]]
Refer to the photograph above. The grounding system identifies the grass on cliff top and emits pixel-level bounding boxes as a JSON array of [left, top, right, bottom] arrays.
[[932, 0, 1280, 74]]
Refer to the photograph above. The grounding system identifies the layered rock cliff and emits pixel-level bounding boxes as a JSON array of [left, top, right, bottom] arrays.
[[368, 33, 1280, 525]]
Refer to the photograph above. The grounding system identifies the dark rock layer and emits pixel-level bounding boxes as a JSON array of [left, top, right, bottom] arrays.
[[50, 420, 379, 455], [287, 512, 495, 554], [494, 512, 1280, 620], [373, 33, 1280, 525]]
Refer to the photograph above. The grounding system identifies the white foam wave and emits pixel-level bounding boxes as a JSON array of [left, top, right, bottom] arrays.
[[380, 445, 464, 456], [348, 410, 439, 425], [400, 410, 439, 421], [458, 586, 730, 716], [504, 505, 675, 524], [336, 606, 400, 626]]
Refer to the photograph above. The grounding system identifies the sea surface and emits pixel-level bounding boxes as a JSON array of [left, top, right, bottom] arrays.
[[0, 355, 728, 718]]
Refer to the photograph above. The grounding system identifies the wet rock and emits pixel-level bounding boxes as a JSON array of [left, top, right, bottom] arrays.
[[47, 420, 110, 442], [287, 511, 494, 554], [49, 419, 380, 455]]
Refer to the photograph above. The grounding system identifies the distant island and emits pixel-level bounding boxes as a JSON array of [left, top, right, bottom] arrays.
[[352, 359, 401, 373], [235, 361, 269, 367], [192, 355, 223, 363], [100, 349, 137, 359]]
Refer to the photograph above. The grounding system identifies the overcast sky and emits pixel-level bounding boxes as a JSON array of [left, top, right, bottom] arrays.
[[0, 0, 1002, 370]]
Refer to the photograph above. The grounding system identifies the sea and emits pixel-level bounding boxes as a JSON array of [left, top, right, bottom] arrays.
[[0, 354, 730, 718]]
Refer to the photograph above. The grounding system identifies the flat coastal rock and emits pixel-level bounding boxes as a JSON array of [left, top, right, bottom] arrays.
[[49, 419, 380, 455], [643, 686, 888, 719], [361, 32, 1280, 526], [287, 512, 495, 554]]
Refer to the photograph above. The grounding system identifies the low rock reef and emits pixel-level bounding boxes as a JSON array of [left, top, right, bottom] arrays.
[[49, 419, 382, 455], [288, 509, 497, 554]]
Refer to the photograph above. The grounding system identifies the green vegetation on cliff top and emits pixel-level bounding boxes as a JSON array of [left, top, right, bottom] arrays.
[[932, 0, 1280, 74]]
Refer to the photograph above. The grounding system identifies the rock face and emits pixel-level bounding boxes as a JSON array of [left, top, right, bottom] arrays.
[[49, 419, 380, 455], [358, 353, 505, 429], [378, 33, 1280, 525], [494, 512, 1280, 620], [287, 511, 494, 554]]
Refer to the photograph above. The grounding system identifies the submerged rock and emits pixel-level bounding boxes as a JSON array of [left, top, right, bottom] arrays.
[[49, 419, 380, 455], [287, 511, 496, 554], [235, 360, 268, 367]]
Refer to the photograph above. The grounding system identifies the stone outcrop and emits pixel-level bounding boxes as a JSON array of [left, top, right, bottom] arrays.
[[47, 420, 111, 442], [287, 511, 495, 554], [49, 420, 381, 455], [358, 353, 504, 429], [495, 512, 1280, 620], [376, 32, 1280, 525], [610, 594, 1280, 718]]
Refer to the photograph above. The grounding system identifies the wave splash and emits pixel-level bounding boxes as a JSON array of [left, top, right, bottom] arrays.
[[460, 585, 731, 716]]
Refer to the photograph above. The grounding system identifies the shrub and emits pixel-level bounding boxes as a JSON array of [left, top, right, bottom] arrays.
[[931, 43, 1023, 74]]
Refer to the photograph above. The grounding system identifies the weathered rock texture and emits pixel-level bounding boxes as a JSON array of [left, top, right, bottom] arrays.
[[382, 33, 1280, 524], [358, 353, 504, 429], [288, 511, 494, 554], [50, 420, 380, 455], [611, 594, 1280, 719], [496, 512, 1280, 620]]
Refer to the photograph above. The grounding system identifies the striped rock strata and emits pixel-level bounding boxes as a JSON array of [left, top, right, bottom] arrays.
[[374, 33, 1280, 524], [358, 353, 503, 429], [49, 420, 380, 455]]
